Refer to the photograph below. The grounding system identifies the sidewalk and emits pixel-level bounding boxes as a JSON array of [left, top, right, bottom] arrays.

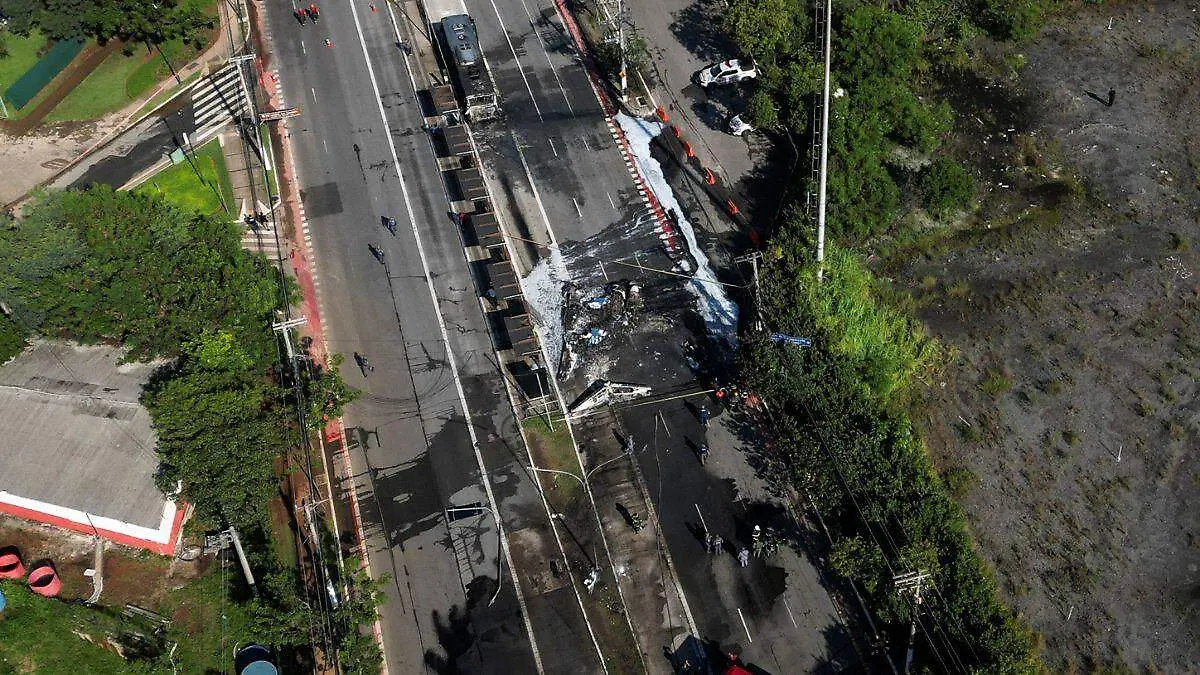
[[220, 127, 283, 261], [570, 410, 699, 673]]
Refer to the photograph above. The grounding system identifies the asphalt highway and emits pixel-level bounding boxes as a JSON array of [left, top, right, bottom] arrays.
[[257, 1, 603, 672], [431, 0, 639, 265]]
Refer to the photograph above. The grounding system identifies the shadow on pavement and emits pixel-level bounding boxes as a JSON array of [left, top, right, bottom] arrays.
[[667, 0, 738, 64]]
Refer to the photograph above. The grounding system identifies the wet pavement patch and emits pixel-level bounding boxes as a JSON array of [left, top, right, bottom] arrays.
[[300, 181, 343, 218]]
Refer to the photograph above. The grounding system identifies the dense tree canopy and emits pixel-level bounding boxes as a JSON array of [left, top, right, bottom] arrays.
[[742, 246, 1038, 671], [1, 187, 290, 528], [724, 0, 1049, 670], [724, 0, 1037, 240], [143, 351, 290, 529], [8, 187, 279, 362], [0, 0, 214, 46], [2, 187, 376, 665]]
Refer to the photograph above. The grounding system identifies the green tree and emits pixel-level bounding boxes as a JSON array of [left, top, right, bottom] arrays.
[[829, 536, 887, 593], [143, 360, 289, 529], [0, 312, 25, 363], [305, 353, 360, 430], [17, 187, 280, 362], [0, 202, 87, 328], [724, 0, 807, 67], [977, 0, 1044, 42], [593, 32, 650, 85], [334, 558, 388, 675], [0, 0, 214, 47], [919, 156, 975, 215]]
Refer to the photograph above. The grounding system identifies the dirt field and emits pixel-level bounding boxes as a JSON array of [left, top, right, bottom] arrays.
[[885, 2, 1199, 670], [0, 516, 205, 609]]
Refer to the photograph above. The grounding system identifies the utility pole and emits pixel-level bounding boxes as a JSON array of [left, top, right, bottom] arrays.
[[617, 0, 628, 102], [815, 0, 832, 281], [733, 251, 764, 331], [228, 526, 259, 599], [272, 316, 308, 362], [894, 569, 930, 673], [600, 0, 628, 102]]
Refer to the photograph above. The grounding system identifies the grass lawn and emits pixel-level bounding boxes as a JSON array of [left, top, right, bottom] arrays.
[[0, 581, 135, 674], [0, 31, 48, 95], [42, 48, 153, 122], [132, 66, 203, 120], [259, 123, 277, 198], [0, 31, 55, 120], [522, 416, 584, 512], [0, 563, 255, 674], [42, 0, 218, 122], [136, 138, 235, 216], [161, 563, 256, 672]]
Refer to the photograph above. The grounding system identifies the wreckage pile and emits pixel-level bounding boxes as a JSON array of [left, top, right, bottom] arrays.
[[556, 279, 644, 379]]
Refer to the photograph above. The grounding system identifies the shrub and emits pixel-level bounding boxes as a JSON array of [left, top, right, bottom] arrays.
[[0, 312, 27, 364], [920, 156, 975, 215], [978, 0, 1044, 42]]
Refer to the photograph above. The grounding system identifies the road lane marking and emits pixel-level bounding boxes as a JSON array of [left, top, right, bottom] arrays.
[[547, 137, 557, 157], [738, 607, 754, 643], [606, 191, 616, 210], [571, 197, 582, 218], [301, 40, 307, 55], [510, 129, 557, 246], [581, 136, 590, 151], [352, 2, 545, 672], [322, 138, 328, 153], [310, 86, 317, 102], [515, 0, 574, 116], [480, 0, 544, 121], [783, 598, 799, 628]]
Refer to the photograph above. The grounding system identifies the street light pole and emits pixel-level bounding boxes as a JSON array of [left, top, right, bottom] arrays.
[[528, 443, 635, 489], [445, 504, 505, 606], [815, 0, 832, 281], [618, 0, 628, 103]]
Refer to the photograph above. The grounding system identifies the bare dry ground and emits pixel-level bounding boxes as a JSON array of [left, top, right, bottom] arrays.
[[885, 2, 1199, 670]]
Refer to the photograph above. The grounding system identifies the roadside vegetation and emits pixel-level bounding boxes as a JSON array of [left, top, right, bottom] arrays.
[[723, 0, 1063, 670], [135, 138, 235, 216], [0, 0, 215, 49], [0, 186, 374, 670]]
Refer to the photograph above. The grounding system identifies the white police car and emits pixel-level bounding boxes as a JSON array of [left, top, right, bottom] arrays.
[[697, 58, 758, 88]]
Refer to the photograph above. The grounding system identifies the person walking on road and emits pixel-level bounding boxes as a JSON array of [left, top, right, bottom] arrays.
[[368, 243, 386, 264], [698, 444, 709, 465], [738, 548, 750, 567], [353, 352, 374, 377], [698, 404, 710, 428]]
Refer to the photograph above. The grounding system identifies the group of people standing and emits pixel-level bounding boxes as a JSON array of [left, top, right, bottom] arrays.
[[706, 532, 751, 567]]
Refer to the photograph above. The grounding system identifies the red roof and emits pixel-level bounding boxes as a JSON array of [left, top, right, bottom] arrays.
[[724, 666, 752, 675]]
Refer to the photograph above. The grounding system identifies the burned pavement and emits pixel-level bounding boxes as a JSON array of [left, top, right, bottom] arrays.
[[497, 112, 860, 673]]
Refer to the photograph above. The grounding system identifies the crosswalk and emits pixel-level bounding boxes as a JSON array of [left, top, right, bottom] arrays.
[[190, 64, 248, 133], [237, 200, 285, 262]]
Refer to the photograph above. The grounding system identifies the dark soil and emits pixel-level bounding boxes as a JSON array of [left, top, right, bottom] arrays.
[[886, 2, 1200, 671], [0, 516, 203, 612]]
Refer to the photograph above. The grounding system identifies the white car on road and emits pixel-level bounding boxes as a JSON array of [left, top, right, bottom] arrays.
[[697, 58, 758, 88], [727, 114, 753, 136]]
